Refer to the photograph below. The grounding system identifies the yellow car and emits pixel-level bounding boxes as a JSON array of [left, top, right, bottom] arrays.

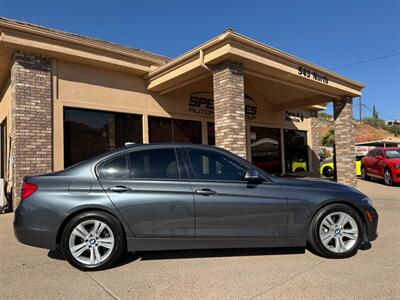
[[291, 161, 307, 173], [320, 155, 364, 177]]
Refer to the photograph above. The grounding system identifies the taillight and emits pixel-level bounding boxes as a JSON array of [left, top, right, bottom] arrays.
[[21, 182, 38, 200]]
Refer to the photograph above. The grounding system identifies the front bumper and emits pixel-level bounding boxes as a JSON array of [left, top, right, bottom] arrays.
[[362, 205, 378, 242], [392, 168, 400, 183]]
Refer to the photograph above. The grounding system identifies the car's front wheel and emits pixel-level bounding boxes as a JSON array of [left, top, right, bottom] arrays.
[[307, 204, 363, 258], [384, 169, 393, 186], [61, 211, 125, 271]]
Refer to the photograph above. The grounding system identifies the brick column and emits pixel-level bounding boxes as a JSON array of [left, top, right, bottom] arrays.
[[310, 110, 320, 177], [212, 61, 246, 158], [10, 51, 53, 208], [333, 96, 356, 186]]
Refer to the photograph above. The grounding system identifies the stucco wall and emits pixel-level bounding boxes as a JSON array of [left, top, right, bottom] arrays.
[[53, 59, 312, 170], [0, 78, 12, 179]]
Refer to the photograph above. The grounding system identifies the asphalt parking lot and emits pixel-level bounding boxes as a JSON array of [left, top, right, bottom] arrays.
[[0, 179, 399, 300]]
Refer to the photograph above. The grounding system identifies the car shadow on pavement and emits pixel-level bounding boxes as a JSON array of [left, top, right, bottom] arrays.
[[48, 247, 306, 269]]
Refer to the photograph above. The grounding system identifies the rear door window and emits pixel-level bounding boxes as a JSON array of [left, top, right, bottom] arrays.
[[128, 148, 180, 179]]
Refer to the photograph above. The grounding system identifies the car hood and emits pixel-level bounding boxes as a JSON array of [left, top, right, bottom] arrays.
[[272, 175, 365, 195]]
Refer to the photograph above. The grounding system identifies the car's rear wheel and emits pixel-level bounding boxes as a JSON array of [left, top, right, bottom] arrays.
[[307, 204, 363, 258], [61, 211, 125, 271], [384, 169, 393, 186], [361, 166, 370, 181]]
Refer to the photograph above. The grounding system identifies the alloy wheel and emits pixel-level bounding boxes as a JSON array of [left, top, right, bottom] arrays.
[[384, 170, 392, 185], [68, 219, 115, 265], [319, 212, 358, 253], [361, 168, 368, 180]]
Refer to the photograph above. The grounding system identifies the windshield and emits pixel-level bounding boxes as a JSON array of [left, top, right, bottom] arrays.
[[385, 150, 400, 158]]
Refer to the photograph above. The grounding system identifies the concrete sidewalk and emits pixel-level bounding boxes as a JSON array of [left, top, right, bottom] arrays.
[[0, 180, 399, 299]]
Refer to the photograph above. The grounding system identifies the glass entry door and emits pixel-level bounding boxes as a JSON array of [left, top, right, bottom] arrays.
[[284, 129, 308, 174], [250, 127, 282, 174]]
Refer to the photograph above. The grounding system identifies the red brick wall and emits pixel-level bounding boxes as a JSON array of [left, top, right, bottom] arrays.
[[10, 51, 53, 208], [212, 61, 247, 158]]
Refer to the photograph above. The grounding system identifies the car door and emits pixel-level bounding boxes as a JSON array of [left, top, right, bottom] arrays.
[[98, 147, 195, 238], [184, 147, 287, 238], [365, 150, 377, 175], [370, 150, 383, 176]]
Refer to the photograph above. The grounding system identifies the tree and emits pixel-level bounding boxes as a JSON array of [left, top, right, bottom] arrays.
[[372, 105, 379, 119], [322, 128, 335, 147]]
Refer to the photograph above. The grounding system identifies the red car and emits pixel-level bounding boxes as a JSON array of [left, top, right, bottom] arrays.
[[361, 147, 400, 185]]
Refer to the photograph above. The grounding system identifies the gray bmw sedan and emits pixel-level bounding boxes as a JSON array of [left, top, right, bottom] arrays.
[[14, 144, 378, 270]]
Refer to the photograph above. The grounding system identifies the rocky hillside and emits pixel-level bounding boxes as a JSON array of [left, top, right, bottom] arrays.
[[318, 117, 397, 144]]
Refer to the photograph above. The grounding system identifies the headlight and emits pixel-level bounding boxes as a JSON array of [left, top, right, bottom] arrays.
[[394, 164, 400, 169]]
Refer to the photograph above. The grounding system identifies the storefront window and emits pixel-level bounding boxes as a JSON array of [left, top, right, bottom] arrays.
[[148, 116, 201, 144], [284, 129, 308, 174], [250, 127, 282, 174], [207, 122, 215, 146], [64, 108, 142, 167]]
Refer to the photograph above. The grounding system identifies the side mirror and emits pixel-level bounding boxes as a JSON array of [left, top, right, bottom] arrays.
[[375, 155, 383, 160], [245, 169, 261, 182]]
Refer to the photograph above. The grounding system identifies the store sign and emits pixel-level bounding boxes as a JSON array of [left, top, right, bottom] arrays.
[[298, 66, 328, 84], [285, 111, 305, 123], [188, 92, 257, 120]]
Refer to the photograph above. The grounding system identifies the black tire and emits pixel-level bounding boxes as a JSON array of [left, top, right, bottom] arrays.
[[61, 211, 125, 271], [322, 166, 334, 178], [361, 166, 370, 181], [307, 204, 363, 259], [384, 168, 393, 186], [295, 168, 306, 173]]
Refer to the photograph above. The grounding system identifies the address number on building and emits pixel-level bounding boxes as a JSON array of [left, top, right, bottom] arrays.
[[298, 66, 328, 84]]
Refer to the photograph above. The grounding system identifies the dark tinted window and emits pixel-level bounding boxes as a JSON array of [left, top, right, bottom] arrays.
[[98, 155, 128, 179], [128, 148, 179, 179], [355, 156, 364, 161], [148, 116, 173, 143], [284, 129, 308, 174], [64, 108, 142, 167], [373, 150, 382, 157], [250, 127, 281, 174], [207, 122, 215, 146], [187, 149, 247, 181], [148, 116, 202, 144]]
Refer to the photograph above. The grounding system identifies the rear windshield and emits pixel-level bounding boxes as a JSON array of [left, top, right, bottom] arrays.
[[385, 150, 400, 158]]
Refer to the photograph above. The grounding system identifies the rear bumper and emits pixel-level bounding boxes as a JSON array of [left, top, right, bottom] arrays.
[[13, 202, 58, 250]]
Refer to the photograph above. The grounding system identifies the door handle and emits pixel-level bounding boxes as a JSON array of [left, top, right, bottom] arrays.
[[108, 185, 131, 193], [195, 188, 217, 196]]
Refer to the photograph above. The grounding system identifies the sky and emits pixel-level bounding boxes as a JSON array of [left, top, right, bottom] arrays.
[[1, 0, 399, 120]]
